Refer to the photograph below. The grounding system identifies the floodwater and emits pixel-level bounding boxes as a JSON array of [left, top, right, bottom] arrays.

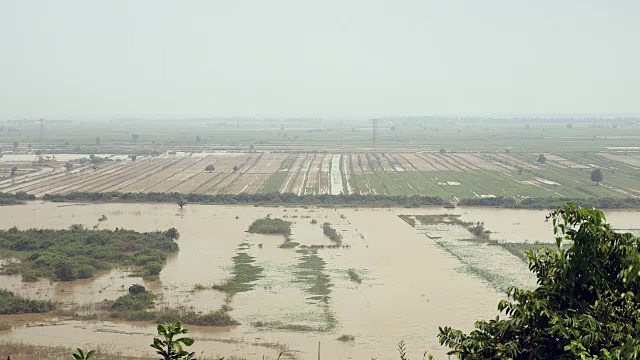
[[0, 203, 638, 359]]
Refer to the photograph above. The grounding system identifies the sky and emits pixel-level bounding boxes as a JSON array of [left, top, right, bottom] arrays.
[[1, 0, 639, 119]]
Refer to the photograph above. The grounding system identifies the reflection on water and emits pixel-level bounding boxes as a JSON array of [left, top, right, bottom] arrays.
[[0, 202, 637, 359]]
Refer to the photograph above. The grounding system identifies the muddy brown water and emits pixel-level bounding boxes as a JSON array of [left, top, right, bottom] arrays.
[[0, 202, 638, 359]]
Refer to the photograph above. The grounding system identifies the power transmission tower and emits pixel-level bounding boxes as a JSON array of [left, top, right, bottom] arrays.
[[371, 119, 378, 149]]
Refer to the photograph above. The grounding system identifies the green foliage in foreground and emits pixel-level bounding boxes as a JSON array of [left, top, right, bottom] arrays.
[[439, 203, 640, 359], [151, 322, 196, 360], [0, 288, 55, 314], [247, 217, 292, 235], [0, 226, 179, 281], [72, 348, 95, 360]]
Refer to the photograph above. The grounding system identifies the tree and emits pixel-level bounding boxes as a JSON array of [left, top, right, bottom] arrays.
[[64, 162, 73, 171], [177, 198, 187, 209], [164, 227, 179, 240], [95, 137, 100, 145], [130, 154, 137, 161], [591, 168, 603, 185], [537, 153, 546, 164], [232, 165, 239, 172], [151, 323, 196, 360], [249, 144, 254, 151], [131, 134, 140, 141], [12, 141, 18, 151], [567, 123, 573, 129], [195, 135, 201, 142], [128, 284, 146, 295], [10, 167, 17, 176], [205, 165, 215, 173], [439, 148, 446, 154], [439, 204, 640, 359]]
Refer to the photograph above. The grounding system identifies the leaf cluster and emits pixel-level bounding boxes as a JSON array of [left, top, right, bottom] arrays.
[[439, 203, 640, 359]]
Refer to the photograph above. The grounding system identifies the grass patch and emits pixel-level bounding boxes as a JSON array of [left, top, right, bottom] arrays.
[[279, 236, 300, 249], [108, 285, 239, 327], [261, 172, 288, 194], [247, 217, 292, 235], [413, 214, 491, 240], [337, 334, 355, 341], [0, 289, 56, 314], [347, 269, 362, 284], [153, 307, 239, 327], [193, 283, 207, 291], [212, 252, 263, 294], [0, 226, 178, 282], [251, 320, 321, 332], [398, 215, 416, 226], [322, 223, 342, 245], [0, 339, 161, 360], [294, 250, 332, 301]]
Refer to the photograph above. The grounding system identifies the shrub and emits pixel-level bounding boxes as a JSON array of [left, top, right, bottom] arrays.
[[110, 289, 155, 312], [143, 262, 163, 279], [0, 289, 55, 314], [0, 227, 178, 282]]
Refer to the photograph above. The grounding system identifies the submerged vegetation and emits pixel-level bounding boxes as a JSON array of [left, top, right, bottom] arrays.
[[0, 226, 179, 281], [413, 215, 491, 240], [337, 334, 356, 342], [322, 222, 342, 245], [247, 217, 292, 235], [294, 249, 332, 301], [0, 289, 55, 314], [347, 269, 362, 284], [109, 285, 239, 327], [212, 252, 263, 295]]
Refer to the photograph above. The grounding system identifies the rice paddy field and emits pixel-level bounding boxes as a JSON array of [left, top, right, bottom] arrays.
[[1, 117, 640, 202]]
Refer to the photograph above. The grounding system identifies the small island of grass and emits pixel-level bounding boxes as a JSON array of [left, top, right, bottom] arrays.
[[247, 217, 292, 235]]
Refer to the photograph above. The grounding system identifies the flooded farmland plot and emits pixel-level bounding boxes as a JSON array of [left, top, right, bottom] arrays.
[[0, 203, 638, 359]]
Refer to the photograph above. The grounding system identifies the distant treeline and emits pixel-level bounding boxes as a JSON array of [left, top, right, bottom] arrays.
[[43, 192, 447, 207], [458, 196, 640, 209], [18, 192, 640, 209], [0, 192, 36, 205]]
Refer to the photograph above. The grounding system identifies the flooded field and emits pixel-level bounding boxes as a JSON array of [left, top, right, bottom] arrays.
[[0, 202, 638, 359]]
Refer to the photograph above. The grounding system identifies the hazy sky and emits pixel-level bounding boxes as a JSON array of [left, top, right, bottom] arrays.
[[1, 0, 639, 119]]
